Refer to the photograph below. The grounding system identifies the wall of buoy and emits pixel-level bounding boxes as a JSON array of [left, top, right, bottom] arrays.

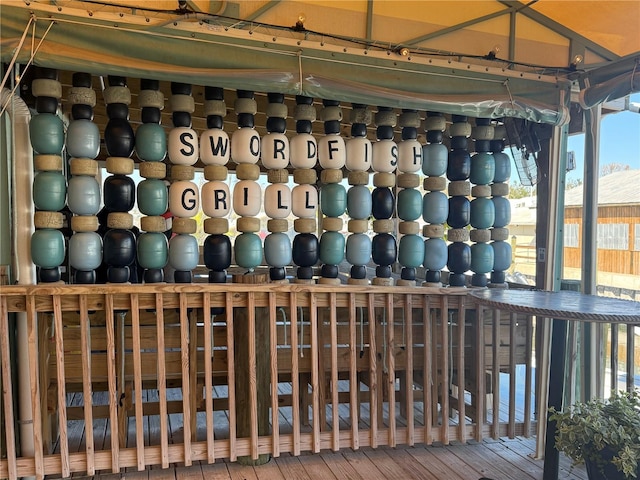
[[27, 68, 512, 287]]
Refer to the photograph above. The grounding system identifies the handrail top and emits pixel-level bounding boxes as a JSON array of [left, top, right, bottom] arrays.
[[0, 282, 470, 297]]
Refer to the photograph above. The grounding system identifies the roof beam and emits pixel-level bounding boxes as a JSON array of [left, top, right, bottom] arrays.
[[497, 0, 619, 61], [238, 0, 281, 25], [402, 5, 516, 46], [365, 0, 373, 41]]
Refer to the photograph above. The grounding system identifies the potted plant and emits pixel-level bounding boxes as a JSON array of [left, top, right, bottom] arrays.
[[550, 390, 640, 479]]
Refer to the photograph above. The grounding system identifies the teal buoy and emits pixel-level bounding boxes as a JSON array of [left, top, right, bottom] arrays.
[[30, 113, 64, 154], [31, 229, 65, 269], [321, 183, 347, 217], [398, 234, 424, 268], [320, 230, 346, 266], [137, 178, 169, 216], [234, 232, 263, 269], [397, 188, 422, 221], [137, 232, 169, 270], [33, 171, 66, 212], [136, 123, 167, 162], [470, 197, 496, 230]]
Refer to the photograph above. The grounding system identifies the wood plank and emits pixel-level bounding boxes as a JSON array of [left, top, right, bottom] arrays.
[[447, 441, 538, 480], [225, 292, 237, 462], [348, 293, 359, 451], [268, 292, 280, 458], [491, 309, 500, 439], [385, 294, 395, 448], [53, 295, 71, 477], [297, 452, 338, 480], [179, 293, 192, 466], [404, 294, 414, 446], [26, 295, 45, 480], [131, 294, 146, 471], [310, 294, 320, 453], [0, 295, 18, 480], [105, 295, 120, 473], [200, 462, 233, 480], [273, 453, 311, 480], [203, 292, 215, 464], [342, 449, 388, 478], [155, 294, 170, 469], [367, 294, 377, 449], [406, 446, 467, 480], [439, 296, 449, 446], [289, 293, 301, 456], [320, 450, 364, 479], [456, 296, 466, 444], [78, 296, 95, 476], [226, 461, 259, 480], [330, 292, 339, 451], [175, 463, 204, 480], [423, 296, 433, 446], [475, 304, 486, 442], [375, 448, 437, 480]]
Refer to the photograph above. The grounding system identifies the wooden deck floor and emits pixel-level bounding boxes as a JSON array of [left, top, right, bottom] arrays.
[[63, 437, 587, 480]]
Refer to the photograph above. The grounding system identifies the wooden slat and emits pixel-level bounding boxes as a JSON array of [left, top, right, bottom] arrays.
[[202, 292, 215, 464], [155, 293, 170, 468], [386, 294, 396, 448], [225, 292, 237, 462], [105, 294, 120, 472], [440, 295, 449, 445], [79, 295, 95, 476], [491, 308, 500, 439], [179, 293, 192, 466], [330, 292, 339, 452], [269, 292, 280, 458], [456, 296, 465, 444], [26, 295, 44, 480], [348, 293, 359, 450], [53, 295, 70, 477], [290, 293, 301, 456], [524, 314, 533, 436], [189, 308, 198, 442], [611, 324, 619, 393], [367, 294, 378, 448], [475, 304, 485, 442], [247, 291, 259, 461], [0, 295, 17, 480], [508, 312, 517, 438], [423, 295, 433, 446], [405, 294, 414, 446], [626, 323, 635, 392], [310, 293, 320, 453], [130, 294, 145, 470]]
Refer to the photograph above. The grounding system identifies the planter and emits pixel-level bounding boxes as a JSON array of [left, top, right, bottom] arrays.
[[584, 448, 640, 480]]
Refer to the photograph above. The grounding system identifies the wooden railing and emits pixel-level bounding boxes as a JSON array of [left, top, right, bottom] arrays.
[[0, 283, 537, 479]]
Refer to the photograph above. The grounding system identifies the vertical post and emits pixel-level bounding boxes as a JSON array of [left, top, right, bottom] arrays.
[[233, 271, 270, 465], [581, 104, 602, 400]]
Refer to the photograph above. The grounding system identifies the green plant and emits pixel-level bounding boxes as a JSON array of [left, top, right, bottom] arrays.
[[550, 390, 640, 479]]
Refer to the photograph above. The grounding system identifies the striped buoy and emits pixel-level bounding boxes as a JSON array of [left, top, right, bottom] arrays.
[[396, 109, 423, 286], [318, 100, 346, 284], [469, 118, 495, 287], [66, 72, 102, 284], [232, 91, 263, 270], [291, 96, 318, 282], [202, 86, 231, 292], [422, 112, 448, 286], [345, 104, 372, 284], [490, 124, 512, 287], [371, 106, 397, 286], [136, 78, 168, 283], [263, 93, 291, 281], [446, 115, 472, 287], [102, 76, 137, 283], [168, 82, 199, 282], [30, 67, 66, 283]]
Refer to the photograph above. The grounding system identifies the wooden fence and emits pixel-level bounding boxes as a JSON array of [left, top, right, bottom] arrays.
[[0, 283, 537, 479]]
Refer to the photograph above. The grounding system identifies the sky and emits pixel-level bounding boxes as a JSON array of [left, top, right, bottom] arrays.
[[565, 92, 640, 183]]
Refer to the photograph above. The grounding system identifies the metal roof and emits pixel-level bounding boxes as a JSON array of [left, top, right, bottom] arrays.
[[564, 169, 640, 206]]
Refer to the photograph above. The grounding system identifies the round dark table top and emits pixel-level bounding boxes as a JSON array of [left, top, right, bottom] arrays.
[[469, 289, 640, 324]]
